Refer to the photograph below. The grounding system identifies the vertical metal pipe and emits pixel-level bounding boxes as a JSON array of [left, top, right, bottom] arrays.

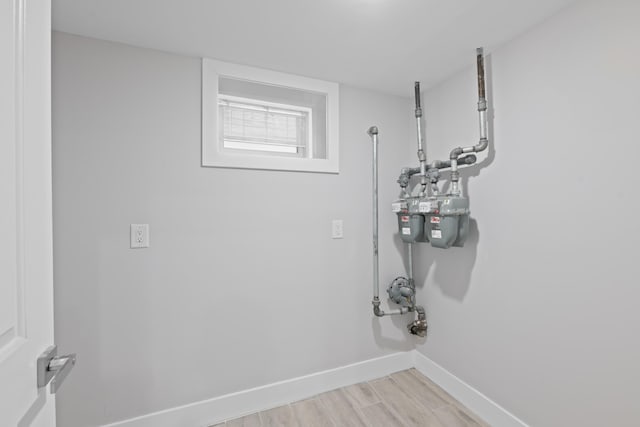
[[414, 82, 422, 111], [414, 82, 428, 195], [414, 82, 424, 161], [407, 243, 413, 282], [476, 47, 486, 101], [369, 126, 409, 318], [416, 120, 425, 168], [477, 47, 488, 142], [407, 242, 417, 310], [369, 126, 379, 301], [479, 109, 488, 140], [450, 158, 459, 195]]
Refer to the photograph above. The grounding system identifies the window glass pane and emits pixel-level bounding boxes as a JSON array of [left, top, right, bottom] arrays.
[[218, 95, 311, 157], [219, 77, 327, 159]]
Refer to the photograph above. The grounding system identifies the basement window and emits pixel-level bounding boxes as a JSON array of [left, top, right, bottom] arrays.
[[202, 59, 339, 173], [219, 95, 312, 157]]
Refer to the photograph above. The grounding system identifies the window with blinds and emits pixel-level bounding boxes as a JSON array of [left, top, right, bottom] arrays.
[[202, 58, 339, 173], [218, 95, 312, 157]]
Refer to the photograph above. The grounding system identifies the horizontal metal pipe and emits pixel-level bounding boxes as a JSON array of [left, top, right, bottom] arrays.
[[398, 154, 476, 184], [431, 154, 476, 170], [374, 305, 411, 317], [401, 166, 421, 176]]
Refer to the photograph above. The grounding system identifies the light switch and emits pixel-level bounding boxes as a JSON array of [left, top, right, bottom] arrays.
[[130, 224, 149, 248]]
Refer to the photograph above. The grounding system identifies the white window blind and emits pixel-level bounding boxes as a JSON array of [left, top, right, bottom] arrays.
[[219, 95, 312, 156]]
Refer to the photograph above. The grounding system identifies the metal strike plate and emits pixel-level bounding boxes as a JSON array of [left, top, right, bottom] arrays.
[[37, 345, 77, 393]]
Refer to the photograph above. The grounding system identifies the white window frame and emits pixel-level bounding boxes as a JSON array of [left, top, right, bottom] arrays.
[[202, 58, 339, 173]]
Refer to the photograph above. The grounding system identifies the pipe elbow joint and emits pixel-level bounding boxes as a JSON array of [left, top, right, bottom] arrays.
[[476, 138, 489, 152], [372, 299, 384, 317], [450, 147, 463, 160]]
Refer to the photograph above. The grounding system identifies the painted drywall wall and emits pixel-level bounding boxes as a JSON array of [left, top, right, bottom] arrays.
[[414, 0, 640, 426], [52, 33, 414, 426]]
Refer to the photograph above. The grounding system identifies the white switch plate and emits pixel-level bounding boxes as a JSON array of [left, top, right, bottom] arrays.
[[332, 219, 343, 239], [130, 224, 149, 248]]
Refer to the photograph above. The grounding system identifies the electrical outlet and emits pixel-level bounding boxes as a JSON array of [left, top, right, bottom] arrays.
[[332, 219, 343, 239], [130, 224, 149, 248]]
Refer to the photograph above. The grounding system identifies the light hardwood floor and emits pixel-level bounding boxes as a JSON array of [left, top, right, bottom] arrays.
[[211, 369, 489, 427]]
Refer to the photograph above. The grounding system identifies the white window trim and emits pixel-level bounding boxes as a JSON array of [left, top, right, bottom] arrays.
[[202, 58, 340, 174]]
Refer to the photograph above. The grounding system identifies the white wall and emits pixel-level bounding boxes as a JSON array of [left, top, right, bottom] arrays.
[[414, 0, 640, 426], [52, 33, 413, 426]]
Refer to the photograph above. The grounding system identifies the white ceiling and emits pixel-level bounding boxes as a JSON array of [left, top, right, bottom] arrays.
[[53, 0, 577, 96]]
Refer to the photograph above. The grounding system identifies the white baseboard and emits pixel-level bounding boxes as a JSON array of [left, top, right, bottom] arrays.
[[103, 350, 527, 427], [412, 350, 528, 427], [102, 351, 413, 427]]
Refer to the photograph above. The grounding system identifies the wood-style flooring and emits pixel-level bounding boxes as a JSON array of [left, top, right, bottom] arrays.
[[210, 369, 489, 427]]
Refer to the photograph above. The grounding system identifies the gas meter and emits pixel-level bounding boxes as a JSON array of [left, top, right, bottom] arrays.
[[424, 195, 470, 249], [392, 198, 427, 243]]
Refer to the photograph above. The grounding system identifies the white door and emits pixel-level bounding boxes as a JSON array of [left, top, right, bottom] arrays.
[[0, 0, 56, 426]]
